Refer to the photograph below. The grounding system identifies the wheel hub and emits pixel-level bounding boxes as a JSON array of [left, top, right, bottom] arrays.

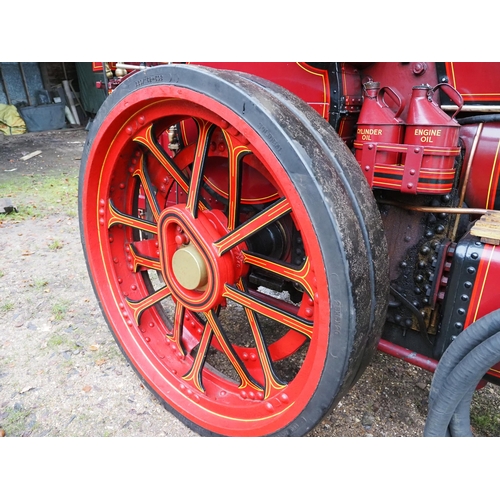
[[158, 205, 243, 312]]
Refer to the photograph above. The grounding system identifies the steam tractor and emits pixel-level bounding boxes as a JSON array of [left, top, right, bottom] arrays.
[[79, 62, 500, 436]]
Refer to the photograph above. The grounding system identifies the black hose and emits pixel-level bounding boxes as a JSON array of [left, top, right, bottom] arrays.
[[445, 312, 500, 436], [428, 309, 500, 408], [448, 387, 475, 436], [425, 308, 500, 436], [424, 329, 500, 436], [457, 114, 500, 125]]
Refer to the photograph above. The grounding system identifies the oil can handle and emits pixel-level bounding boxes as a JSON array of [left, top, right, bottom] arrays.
[[432, 83, 464, 119], [379, 86, 406, 119]]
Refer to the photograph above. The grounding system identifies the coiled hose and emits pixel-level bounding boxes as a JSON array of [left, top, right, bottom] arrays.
[[424, 308, 500, 437]]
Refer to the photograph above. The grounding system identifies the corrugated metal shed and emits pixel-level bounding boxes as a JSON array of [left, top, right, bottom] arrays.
[[0, 62, 44, 106]]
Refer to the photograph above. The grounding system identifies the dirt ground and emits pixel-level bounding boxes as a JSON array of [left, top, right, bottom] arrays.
[[0, 127, 498, 438]]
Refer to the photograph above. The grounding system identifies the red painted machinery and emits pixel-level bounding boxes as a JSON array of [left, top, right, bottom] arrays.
[[80, 62, 500, 436]]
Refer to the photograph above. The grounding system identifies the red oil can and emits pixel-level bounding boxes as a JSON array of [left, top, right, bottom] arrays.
[[404, 84, 463, 171], [393, 83, 464, 195], [354, 81, 405, 165]]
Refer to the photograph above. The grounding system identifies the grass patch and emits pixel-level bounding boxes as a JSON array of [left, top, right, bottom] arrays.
[[31, 278, 49, 289], [48, 239, 64, 251], [1, 407, 32, 437], [471, 405, 500, 437], [47, 334, 65, 348], [51, 300, 70, 321], [47, 332, 78, 350], [0, 173, 78, 220], [0, 301, 14, 313]]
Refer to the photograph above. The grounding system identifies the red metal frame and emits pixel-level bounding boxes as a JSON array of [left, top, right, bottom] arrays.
[[445, 62, 500, 104]]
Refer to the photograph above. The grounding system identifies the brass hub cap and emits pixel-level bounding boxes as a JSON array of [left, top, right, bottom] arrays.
[[171, 243, 208, 291]]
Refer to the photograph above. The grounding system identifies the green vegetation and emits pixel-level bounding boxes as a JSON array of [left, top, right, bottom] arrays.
[[31, 278, 49, 289], [0, 173, 78, 220], [47, 333, 65, 348], [1, 407, 33, 436], [51, 300, 70, 321], [0, 301, 14, 313], [48, 239, 63, 251], [46, 332, 79, 353], [471, 405, 500, 437]]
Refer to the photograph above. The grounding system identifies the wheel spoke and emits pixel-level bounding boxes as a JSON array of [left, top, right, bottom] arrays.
[[236, 280, 287, 398], [125, 285, 171, 324], [133, 124, 191, 194], [214, 197, 292, 255], [182, 321, 213, 393], [222, 130, 251, 231], [242, 251, 314, 299], [128, 241, 162, 272], [108, 200, 157, 235], [132, 155, 161, 221], [204, 309, 262, 391], [167, 301, 186, 357], [185, 119, 215, 217], [223, 283, 313, 339]]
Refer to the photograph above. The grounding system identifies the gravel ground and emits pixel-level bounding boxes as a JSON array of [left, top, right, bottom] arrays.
[[0, 127, 498, 438]]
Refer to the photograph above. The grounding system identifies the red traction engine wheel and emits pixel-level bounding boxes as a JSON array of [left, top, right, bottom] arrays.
[[79, 64, 389, 436]]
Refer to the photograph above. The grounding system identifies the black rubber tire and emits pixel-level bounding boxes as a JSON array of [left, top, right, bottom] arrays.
[[230, 69, 390, 385], [79, 64, 389, 436]]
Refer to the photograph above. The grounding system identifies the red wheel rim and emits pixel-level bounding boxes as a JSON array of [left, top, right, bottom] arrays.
[[81, 83, 332, 436]]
